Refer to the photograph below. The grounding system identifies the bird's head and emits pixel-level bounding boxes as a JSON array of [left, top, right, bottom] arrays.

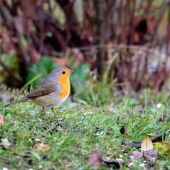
[[50, 66, 74, 82]]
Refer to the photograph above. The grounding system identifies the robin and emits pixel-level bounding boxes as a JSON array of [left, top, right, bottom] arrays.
[[9, 66, 74, 114]]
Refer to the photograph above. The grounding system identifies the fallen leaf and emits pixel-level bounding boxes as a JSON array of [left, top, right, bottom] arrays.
[[32, 141, 51, 151], [154, 142, 170, 157], [126, 133, 167, 149], [132, 151, 143, 160], [88, 150, 102, 167], [0, 115, 4, 125], [141, 138, 153, 152]]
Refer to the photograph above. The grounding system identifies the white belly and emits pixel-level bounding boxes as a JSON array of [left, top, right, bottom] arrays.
[[33, 93, 69, 108]]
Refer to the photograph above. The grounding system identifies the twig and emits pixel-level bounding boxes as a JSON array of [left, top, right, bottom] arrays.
[[94, 0, 105, 76], [70, 44, 168, 59], [151, 1, 168, 44], [104, 0, 117, 21]]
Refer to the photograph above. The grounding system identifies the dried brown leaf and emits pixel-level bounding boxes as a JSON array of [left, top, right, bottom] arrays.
[[141, 138, 154, 152], [132, 151, 143, 160]]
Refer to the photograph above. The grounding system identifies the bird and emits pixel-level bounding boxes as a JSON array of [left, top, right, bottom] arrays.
[[9, 66, 74, 115]]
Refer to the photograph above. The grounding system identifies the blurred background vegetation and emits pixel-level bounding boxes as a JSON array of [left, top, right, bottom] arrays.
[[0, 0, 170, 104]]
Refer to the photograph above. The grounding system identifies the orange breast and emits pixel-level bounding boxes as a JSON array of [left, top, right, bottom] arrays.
[[57, 76, 70, 99]]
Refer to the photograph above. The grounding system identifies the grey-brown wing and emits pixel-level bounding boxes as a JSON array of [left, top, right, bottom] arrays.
[[25, 84, 56, 99]]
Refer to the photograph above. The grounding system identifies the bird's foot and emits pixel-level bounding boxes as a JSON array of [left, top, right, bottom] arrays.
[[44, 111, 51, 120], [51, 107, 57, 117]]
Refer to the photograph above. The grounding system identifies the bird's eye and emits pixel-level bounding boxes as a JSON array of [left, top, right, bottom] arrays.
[[62, 71, 66, 74]]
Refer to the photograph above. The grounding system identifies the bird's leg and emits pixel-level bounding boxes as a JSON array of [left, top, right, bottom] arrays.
[[42, 107, 50, 119], [42, 107, 45, 112], [51, 107, 65, 123], [51, 107, 57, 117]]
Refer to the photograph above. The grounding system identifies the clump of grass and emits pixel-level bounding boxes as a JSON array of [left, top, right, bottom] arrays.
[[72, 56, 116, 105]]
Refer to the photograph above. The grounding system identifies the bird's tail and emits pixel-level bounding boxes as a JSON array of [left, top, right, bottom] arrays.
[[5, 97, 28, 106]]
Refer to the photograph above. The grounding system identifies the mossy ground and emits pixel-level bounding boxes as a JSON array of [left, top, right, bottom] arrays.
[[0, 90, 170, 169]]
